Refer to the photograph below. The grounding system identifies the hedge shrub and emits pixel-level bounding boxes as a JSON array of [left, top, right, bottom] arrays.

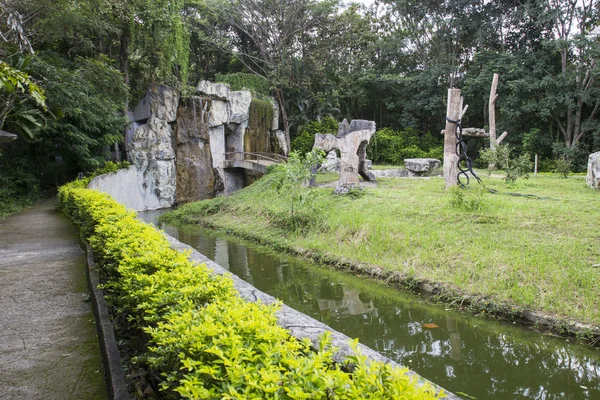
[[367, 128, 442, 165], [291, 116, 339, 156], [58, 181, 444, 400]]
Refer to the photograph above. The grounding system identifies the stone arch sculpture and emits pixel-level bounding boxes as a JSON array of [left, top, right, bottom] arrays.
[[312, 119, 376, 185]]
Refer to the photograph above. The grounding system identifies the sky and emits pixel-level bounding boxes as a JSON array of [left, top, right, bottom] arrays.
[[347, 0, 376, 6]]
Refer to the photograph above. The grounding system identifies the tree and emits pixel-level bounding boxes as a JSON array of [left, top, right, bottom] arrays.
[[210, 0, 338, 151], [0, 0, 33, 54], [539, 0, 600, 149]]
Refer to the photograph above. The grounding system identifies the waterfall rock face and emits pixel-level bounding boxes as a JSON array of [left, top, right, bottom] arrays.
[[148, 84, 180, 122], [125, 85, 178, 209], [587, 151, 600, 189], [228, 91, 253, 124], [175, 97, 223, 203], [102, 81, 287, 210], [197, 80, 230, 101]]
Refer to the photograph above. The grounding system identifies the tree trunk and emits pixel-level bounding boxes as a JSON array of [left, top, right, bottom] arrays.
[[444, 89, 462, 188], [488, 73, 499, 151]]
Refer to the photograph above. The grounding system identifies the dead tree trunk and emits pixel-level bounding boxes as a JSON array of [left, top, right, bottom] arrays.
[[489, 73, 499, 151], [489, 73, 508, 149], [444, 89, 462, 188]]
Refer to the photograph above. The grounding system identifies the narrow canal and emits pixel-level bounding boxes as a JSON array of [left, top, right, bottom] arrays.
[[140, 210, 600, 400]]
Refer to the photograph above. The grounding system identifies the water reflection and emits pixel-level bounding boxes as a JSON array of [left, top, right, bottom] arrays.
[[141, 211, 600, 400]]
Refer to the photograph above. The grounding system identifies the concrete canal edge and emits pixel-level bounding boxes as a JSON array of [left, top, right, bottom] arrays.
[[83, 242, 130, 400], [164, 233, 461, 399]]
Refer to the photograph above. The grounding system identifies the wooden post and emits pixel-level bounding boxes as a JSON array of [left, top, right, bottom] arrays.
[[489, 73, 499, 151], [444, 88, 462, 188], [534, 153, 538, 177]]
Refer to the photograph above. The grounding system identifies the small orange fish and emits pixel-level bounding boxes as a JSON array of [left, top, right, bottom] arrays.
[[422, 323, 439, 329]]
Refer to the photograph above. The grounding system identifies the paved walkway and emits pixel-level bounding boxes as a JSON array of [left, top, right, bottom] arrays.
[[0, 199, 107, 400]]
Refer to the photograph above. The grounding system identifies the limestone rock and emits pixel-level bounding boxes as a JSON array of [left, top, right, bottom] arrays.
[[228, 91, 252, 124], [404, 158, 441, 175], [209, 126, 226, 170], [127, 117, 176, 208], [276, 130, 288, 156], [272, 99, 279, 131], [197, 80, 230, 100], [225, 121, 247, 155], [313, 119, 377, 185], [270, 130, 287, 156], [208, 100, 229, 127], [587, 151, 600, 189], [148, 84, 179, 122], [371, 169, 409, 178], [174, 97, 223, 203], [319, 151, 339, 173]]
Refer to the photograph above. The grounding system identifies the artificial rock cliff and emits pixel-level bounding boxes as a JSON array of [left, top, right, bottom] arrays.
[[92, 82, 285, 211]]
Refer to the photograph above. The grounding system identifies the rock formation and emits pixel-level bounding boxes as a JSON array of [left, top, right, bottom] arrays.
[[174, 97, 223, 203], [126, 84, 179, 209], [313, 119, 376, 185], [404, 158, 441, 176], [91, 81, 285, 210], [587, 151, 600, 189]]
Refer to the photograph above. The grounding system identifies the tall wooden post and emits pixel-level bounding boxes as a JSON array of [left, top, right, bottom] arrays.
[[489, 73, 499, 151], [444, 88, 462, 188]]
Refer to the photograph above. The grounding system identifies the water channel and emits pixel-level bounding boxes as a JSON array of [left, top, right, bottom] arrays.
[[140, 210, 600, 400]]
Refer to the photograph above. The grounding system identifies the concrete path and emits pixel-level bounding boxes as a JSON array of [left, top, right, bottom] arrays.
[[0, 199, 107, 400]]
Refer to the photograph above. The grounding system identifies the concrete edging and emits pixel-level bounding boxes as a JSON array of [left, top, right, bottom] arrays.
[[83, 242, 130, 400], [164, 234, 461, 399]]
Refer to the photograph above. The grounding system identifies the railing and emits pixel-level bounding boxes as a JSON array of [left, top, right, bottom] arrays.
[[224, 152, 288, 164]]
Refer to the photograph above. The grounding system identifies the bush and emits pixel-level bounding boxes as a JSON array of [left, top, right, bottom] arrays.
[[0, 152, 42, 218], [58, 182, 443, 399], [367, 128, 442, 165], [215, 72, 270, 97], [554, 156, 572, 178], [291, 116, 338, 155], [479, 144, 532, 183]]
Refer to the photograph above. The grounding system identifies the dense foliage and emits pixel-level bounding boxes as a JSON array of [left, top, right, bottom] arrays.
[[367, 128, 443, 165], [58, 181, 443, 399], [215, 72, 271, 97], [291, 116, 339, 155], [2, 0, 600, 216]]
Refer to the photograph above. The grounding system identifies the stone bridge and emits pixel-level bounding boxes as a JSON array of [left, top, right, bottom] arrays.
[[222, 152, 287, 174], [220, 152, 287, 194]]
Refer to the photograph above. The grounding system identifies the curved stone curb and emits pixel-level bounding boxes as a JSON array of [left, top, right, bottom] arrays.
[[83, 242, 130, 400], [164, 234, 460, 399]]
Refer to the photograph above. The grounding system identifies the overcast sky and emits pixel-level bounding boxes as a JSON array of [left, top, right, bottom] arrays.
[[347, 0, 376, 6]]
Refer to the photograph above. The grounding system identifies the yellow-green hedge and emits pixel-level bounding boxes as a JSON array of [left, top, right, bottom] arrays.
[[58, 181, 444, 399]]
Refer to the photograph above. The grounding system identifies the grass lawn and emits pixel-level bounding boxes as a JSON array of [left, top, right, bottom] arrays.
[[163, 172, 600, 327]]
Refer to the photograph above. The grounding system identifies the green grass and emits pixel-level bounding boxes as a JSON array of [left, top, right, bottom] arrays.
[[163, 173, 600, 327]]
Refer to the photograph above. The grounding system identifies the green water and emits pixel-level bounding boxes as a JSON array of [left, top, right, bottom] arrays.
[[141, 211, 600, 400]]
